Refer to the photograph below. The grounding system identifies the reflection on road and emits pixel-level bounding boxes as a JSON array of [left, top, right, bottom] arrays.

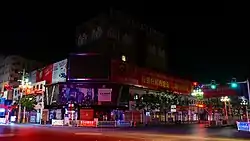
[[0, 124, 250, 141]]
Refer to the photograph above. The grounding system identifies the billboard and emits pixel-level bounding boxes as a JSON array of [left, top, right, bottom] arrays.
[[52, 59, 67, 84], [98, 88, 112, 102], [36, 64, 53, 84], [110, 60, 193, 95], [203, 83, 248, 98], [59, 85, 95, 105], [68, 54, 109, 81]]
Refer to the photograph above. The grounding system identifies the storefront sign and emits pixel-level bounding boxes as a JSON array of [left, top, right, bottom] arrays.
[[52, 119, 64, 126], [52, 59, 67, 84], [110, 60, 193, 95], [141, 75, 170, 89], [98, 88, 112, 102], [171, 105, 176, 112], [79, 120, 96, 127], [236, 121, 250, 132], [203, 86, 237, 98], [0, 118, 6, 124]]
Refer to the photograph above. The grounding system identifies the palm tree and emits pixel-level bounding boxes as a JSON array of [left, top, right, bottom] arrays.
[[19, 95, 37, 123]]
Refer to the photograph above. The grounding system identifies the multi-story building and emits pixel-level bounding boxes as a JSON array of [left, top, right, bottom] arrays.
[[27, 11, 192, 125], [0, 55, 43, 94], [75, 10, 167, 72]]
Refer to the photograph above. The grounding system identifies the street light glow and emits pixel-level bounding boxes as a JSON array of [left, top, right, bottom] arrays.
[[220, 96, 230, 102]]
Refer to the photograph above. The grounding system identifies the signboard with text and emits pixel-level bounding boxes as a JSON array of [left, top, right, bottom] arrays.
[[98, 88, 112, 102], [110, 60, 193, 95], [52, 59, 67, 84]]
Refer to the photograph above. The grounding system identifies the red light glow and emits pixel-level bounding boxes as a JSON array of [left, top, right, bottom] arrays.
[[193, 82, 198, 86]]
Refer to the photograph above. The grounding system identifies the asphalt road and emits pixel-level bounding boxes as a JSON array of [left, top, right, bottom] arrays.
[[0, 124, 250, 141]]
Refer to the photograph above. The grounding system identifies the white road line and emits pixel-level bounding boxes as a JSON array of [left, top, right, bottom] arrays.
[[0, 134, 15, 137], [74, 132, 103, 136]]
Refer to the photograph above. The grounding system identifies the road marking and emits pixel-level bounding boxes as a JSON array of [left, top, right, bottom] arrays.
[[74, 132, 103, 136], [0, 134, 15, 137]]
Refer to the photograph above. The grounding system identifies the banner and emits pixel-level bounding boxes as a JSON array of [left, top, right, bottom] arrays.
[[36, 64, 53, 84], [98, 88, 112, 102], [203, 85, 237, 98], [110, 60, 193, 95], [52, 59, 67, 84]]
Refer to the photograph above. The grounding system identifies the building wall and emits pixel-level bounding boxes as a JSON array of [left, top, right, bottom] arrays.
[[0, 55, 43, 89], [75, 11, 167, 72]]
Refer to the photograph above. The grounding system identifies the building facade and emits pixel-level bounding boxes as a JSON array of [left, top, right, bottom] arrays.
[[0, 55, 42, 89], [75, 11, 167, 72]]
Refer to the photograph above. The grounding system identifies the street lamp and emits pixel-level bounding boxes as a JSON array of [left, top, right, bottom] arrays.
[[17, 69, 31, 123], [191, 87, 204, 121], [220, 96, 230, 121], [191, 89, 204, 100], [240, 97, 249, 122]]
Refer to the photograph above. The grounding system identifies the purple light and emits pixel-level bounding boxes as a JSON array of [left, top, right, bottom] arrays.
[[68, 78, 108, 81], [70, 53, 100, 56], [69, 78, 93, 81]]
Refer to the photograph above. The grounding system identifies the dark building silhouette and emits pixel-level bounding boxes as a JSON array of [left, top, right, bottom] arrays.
[[75, 10, 167, 72]]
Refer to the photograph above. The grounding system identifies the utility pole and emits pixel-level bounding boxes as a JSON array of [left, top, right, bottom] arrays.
[[17, 69, 25, 123]]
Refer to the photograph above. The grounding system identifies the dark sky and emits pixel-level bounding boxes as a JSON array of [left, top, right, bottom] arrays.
[[1, 2, 249, 83]]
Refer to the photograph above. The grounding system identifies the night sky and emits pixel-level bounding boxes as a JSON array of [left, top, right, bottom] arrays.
[[1, 2, 249, 83]]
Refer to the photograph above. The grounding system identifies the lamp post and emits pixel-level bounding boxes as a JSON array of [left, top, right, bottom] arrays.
[[191, 87, 204, 121], [220, 96, 230, 121], [17, 69, 31, 123]]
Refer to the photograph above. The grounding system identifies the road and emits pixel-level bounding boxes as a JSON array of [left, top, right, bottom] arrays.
[[0, 124, 250, 141]]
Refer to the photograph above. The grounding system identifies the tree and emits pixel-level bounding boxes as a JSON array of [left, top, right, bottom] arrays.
[[19, 95, 37, 123], [20, 95, 36, 111]]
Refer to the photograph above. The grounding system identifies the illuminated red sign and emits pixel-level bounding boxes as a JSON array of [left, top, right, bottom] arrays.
[[36, 64, 53, 84], [79, 120, 96, 127], [203, 85, 237, 98], [110, 60, 193, 95]]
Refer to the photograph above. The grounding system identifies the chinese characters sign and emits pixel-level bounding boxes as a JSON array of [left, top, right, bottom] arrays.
[[110, 60, 193, 95], [141, 75, 170, 89]]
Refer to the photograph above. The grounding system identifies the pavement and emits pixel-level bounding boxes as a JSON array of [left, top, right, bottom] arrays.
[[1, 123, 250, 141]]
